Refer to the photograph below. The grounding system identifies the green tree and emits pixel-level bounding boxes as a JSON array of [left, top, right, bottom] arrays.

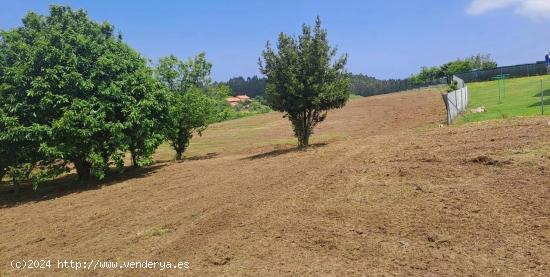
[[259, 17, 349, 148], [155, 54, 215, 160], [121, 67, 169, 168], [469, 53, 498, 70], [0, 111, 50, 193], [155, 54, 212, 92], [0, 6, 168, 182], [206, 84, 234, 123], [411, 66, 444, 85], [440, 53, 497, 77], [0, 108, 66, 194], [0, 112, 14, 183], [166, 88, 215, 160]]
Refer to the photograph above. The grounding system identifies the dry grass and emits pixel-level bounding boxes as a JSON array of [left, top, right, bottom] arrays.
[[1, 87, 549, 276]]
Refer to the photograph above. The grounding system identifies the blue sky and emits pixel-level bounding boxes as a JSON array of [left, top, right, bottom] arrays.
[[2, 0, 550, 81]]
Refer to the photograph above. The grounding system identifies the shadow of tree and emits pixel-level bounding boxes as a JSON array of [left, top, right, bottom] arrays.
[[244, 143, 328, 160], [186, 152, 219, 161], [0, 162, 169, 208], [528, 98, 550, 107], [532, 88, 550, 98]]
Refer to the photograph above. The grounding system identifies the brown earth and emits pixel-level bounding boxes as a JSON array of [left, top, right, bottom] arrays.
[[1, 88, 549, 276]]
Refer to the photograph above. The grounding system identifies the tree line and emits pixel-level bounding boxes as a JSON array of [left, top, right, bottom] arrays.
[[0, 6, 268, 193], [216, 76, 266, 98], [223, 53, 497, 98], [409, 53, 497, 85], [0, 6, 495, 194], [1, 7, 346, 194]]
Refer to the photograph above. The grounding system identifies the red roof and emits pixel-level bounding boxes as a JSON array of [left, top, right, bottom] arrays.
[[226, 97, 241, 102]]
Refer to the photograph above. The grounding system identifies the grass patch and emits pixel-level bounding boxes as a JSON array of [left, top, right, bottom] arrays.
[[349, 94, 363, 100], [461, 75, 550, 122]]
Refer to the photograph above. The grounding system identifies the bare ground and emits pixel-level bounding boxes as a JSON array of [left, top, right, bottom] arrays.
[[1, 88, 549, 276]]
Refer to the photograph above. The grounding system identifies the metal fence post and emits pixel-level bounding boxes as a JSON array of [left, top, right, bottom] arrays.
[[467, 87, 469, 106], [503, 77, 506, 97], [460, 88, 466, 111], [542, 79, 545, 115], [455, 87, 460, 114]]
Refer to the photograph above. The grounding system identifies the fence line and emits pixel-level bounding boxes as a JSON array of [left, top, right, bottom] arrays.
[[452, 75, 465, 89], [442, 76, 468, 124], [455, 62, 547, 83]]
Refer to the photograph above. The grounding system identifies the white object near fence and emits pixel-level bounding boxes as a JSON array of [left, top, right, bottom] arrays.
[[442, 86, 468, 124]]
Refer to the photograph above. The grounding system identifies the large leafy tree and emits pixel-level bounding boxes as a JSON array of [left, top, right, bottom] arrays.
[[155, 54, 215, 160], [166, 88, 215, 160], [0, 111, 14, 182], [259, 17, 349, 148], [0, 6, 168, 182], [0, 111, 51, 193], [120, 66, 169, 168]]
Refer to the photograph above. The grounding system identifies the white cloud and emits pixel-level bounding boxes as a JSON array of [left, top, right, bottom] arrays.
[[466, 0, 550, 21]]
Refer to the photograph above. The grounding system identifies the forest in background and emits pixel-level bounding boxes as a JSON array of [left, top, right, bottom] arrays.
[[220, 54, 497, 97]]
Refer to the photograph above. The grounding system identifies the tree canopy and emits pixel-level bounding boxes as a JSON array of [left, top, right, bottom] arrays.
[[223, 53, 497, 99], [155, 54, 215, 160], [410, 53, 497, 85], [259, 17, 349, 148], [0, 6, 169, 184]]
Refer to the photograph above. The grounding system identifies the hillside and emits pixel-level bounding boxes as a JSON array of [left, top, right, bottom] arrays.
[[1, 87, 549, 276]]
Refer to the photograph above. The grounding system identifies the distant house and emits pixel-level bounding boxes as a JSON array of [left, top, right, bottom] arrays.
[[226, 94, 251, 106], [226, 97, 240, 106], [235, 95, 250, 101]]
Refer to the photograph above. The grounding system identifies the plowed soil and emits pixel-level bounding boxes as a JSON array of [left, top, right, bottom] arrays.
[[1, 88, 549, 276]]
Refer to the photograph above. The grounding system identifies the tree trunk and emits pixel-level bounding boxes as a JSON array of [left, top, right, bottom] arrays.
[[102, 151, 111, 173], [12, 177, 20, 196], [0, 167, 5, 183], [173, 136, 187, 161], [175, 145, 185, 161], [74, 158, 92, 181], [304, 110, 310, 148], [131, 150, 139, 168], [302, 131, 310, 148], [298, 110, 310, 148]]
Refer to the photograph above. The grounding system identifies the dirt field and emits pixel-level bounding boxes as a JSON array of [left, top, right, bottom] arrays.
[[1, 88, 549, 276]]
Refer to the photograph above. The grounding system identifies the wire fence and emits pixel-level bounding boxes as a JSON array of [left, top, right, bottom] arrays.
[[455, 62, 547, 83], [350, 76, 448, 97], [442, 76, 468, 124], [443, 61, 550, 124], [445, 73, 550, 124], [471, 76, 549, 116]]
